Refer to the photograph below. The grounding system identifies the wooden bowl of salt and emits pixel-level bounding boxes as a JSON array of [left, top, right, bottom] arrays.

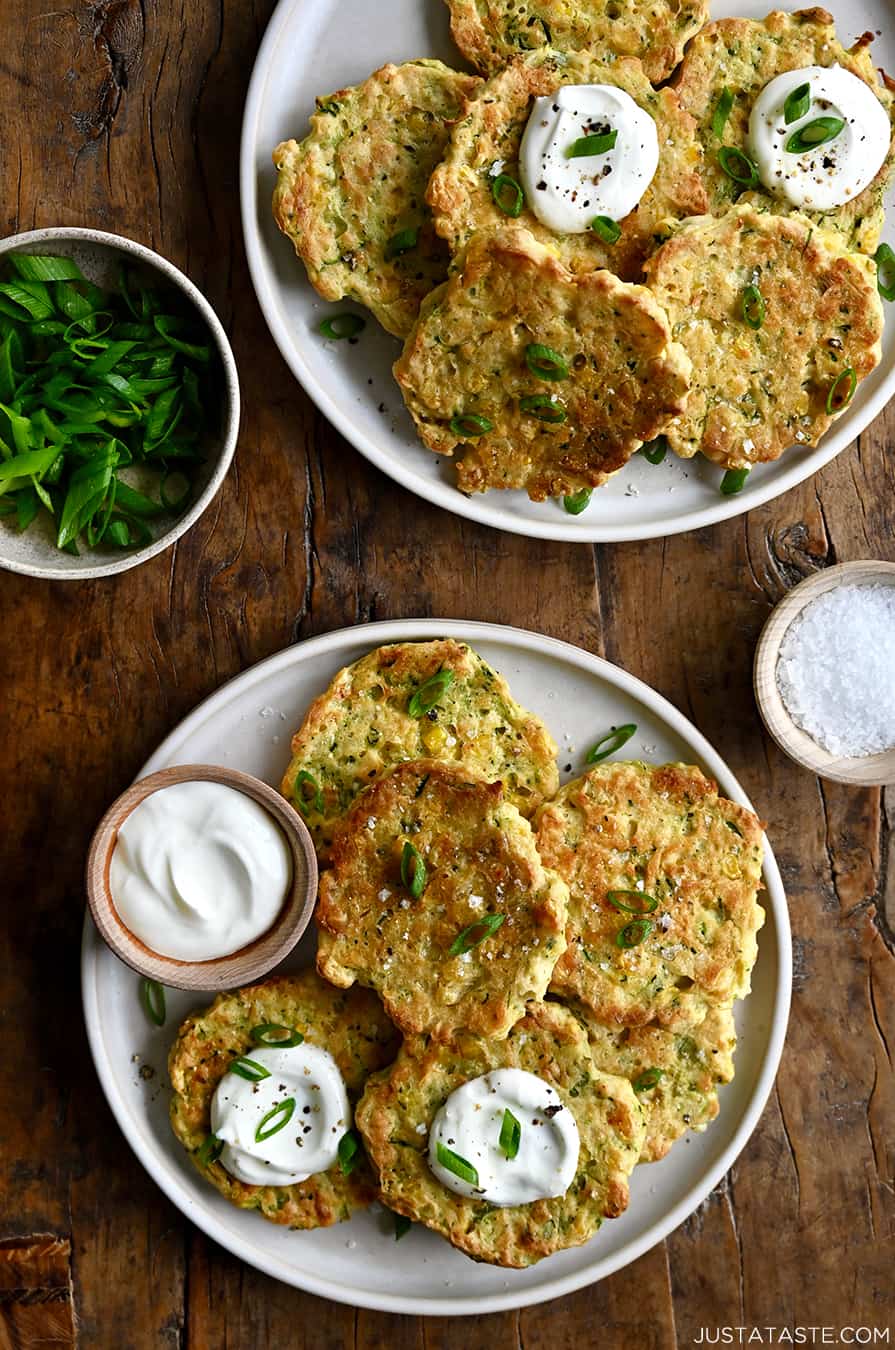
[[754, 560, 895, 786]]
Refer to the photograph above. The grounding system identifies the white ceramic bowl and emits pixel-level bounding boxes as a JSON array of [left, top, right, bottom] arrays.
[[0, 227, 240, 580]]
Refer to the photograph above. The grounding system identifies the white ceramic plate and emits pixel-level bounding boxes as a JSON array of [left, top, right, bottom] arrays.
[[82, 620, 791, 1314], [240, 0, 895, 543]]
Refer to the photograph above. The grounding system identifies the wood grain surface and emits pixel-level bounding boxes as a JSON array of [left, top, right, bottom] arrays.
[[0, 2, 892, 1346]]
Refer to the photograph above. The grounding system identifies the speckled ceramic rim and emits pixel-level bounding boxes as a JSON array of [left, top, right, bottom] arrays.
[[85, 763, 319, 991], [753, 560, 895, 786], [81, 619, 792, 1316], [0, 227, 240, 580]]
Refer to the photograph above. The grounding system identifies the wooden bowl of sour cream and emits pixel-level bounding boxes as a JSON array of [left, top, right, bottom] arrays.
[[85, 764, 318, 990]]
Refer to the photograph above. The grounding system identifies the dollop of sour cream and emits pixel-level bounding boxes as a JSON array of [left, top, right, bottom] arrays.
[[749, 65, 890, 210], [211, 1044, 350, 1186], [109, 780, 292, 961], [519, 84, 659, 234], [428, 1069, 580, 1206]]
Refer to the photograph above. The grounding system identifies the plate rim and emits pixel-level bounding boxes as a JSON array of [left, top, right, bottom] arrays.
[[239, 0, 894, 544], [81, 618, 792, 1315]]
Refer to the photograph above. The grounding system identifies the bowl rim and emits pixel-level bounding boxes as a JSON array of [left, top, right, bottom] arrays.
[[85, 762, 318, 990], [0, 226, 240, 581], [753, 560, 895, 786]]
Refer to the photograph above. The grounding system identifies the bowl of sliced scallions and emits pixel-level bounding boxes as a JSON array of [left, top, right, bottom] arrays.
[[0, 227, 239, 579]]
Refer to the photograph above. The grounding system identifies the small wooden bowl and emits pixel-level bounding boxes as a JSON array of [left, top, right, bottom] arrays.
[[754, 560, 895, 787], [86, 764, 318, 990]]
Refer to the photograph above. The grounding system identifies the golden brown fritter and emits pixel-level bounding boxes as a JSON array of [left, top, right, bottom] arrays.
[[673, 8, 895, 253], [272, 61, 480, 338], [168, 972, 399, 1228], [427, 48, 708, 282], [281, 639, 558, 862], [316, 760, 569, 1040], [573, 1001, 737, 1161], [393, 226, 692, 500], [355, 1000, 645, 1266], [444, 0, 709, 84], [536, 762, 765, 1029], [644, 205, 883, 468]]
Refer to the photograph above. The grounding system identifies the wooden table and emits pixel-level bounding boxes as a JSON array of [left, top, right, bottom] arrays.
[[2, 3, 892, 1345]]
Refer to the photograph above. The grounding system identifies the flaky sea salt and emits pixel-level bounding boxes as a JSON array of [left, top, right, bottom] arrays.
[[775, 583, 895, 757]]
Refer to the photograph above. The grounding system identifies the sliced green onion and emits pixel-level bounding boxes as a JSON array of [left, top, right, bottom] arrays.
[[449, 913, 505, 956], [436, 1141, 479, 1186], [525, 343, 569, 381], [783, 82, 811, 125], [499, 1108, 521, 1160], [450, 412, 492, 438], [197, 1134, 224, 1166], [785, 116, 844, 154], [9, 254, 85, 282], [491, 173, 524, 217], [586, 723, 636, 764], [385, 227, 419, 261], [401, 841, 427, 900], [519, 394, 566, 423], [641, 436, 667, 465], [140, 978, 165, 1027], [229, 1056, 271, 1083], [717, 146, 759, 187], [633, 1068, 664, 1092], [338, 1129, 361, 1175], [711, 86, 734, 139], [826, 366, 856, 414], [566, 129, 618, 158], [255, 1097, 296, 1142], [720, 467, 750, 495], [590, 215, 621, 245], [408, 668, 455, 717], [250, 1024, 304, 1048], [616, 918, 654, 949], [874, 243, 895, 301], [294, 769, 324, 816], [394, 1214, 412, 1240], [563, 488, 592, 515], [607, 890, 658, 915], [741, 283, 765, 331], [319, 313, 365, 340]]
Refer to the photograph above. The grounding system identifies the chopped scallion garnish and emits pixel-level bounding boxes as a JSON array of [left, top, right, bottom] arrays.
[[408, 668, 455, 717], [616, 918, 654, 949], [826, 366, 856, 414], [785, 116, 844, 154], [641, 436, 667, 465], [436, 1141, 479, 1186], [491, 173, 525, 217], [525, 343, 569, 381], [450, 412, 493, 438], [566, 129, 618, 158], [874, 243, 895, 302], [720, 467, 750, 496], [400, 841, 428, 900], [717, 146, 759, 187], [255, 1097, 296, 1143], [319, 313, 365, 340], [633, 1068, 664, 1092], [499, 1108, 521, 1160], [140, 978, 166, 1027], [563, 488, 592, 515], [250, 1023, 304, 1048], [294, 769, 324, 816], [519, 394, 566, 423], [586, 723, 636, 764], [607, 890, 658, 915], [711, 87, 734, 139], [741, 283, 765, 331], [590, 216, 621, 245], [783, 82, 811, 125], [197, 1134, 224, 1166], [228, 1056, 271, 1083], [449, 913, 506, 956], [338, 1129, 361, 1175], [385, 227, 419, 261]]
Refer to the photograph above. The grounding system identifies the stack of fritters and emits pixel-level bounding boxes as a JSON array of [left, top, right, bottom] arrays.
[[272, 3, 892, 500]]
